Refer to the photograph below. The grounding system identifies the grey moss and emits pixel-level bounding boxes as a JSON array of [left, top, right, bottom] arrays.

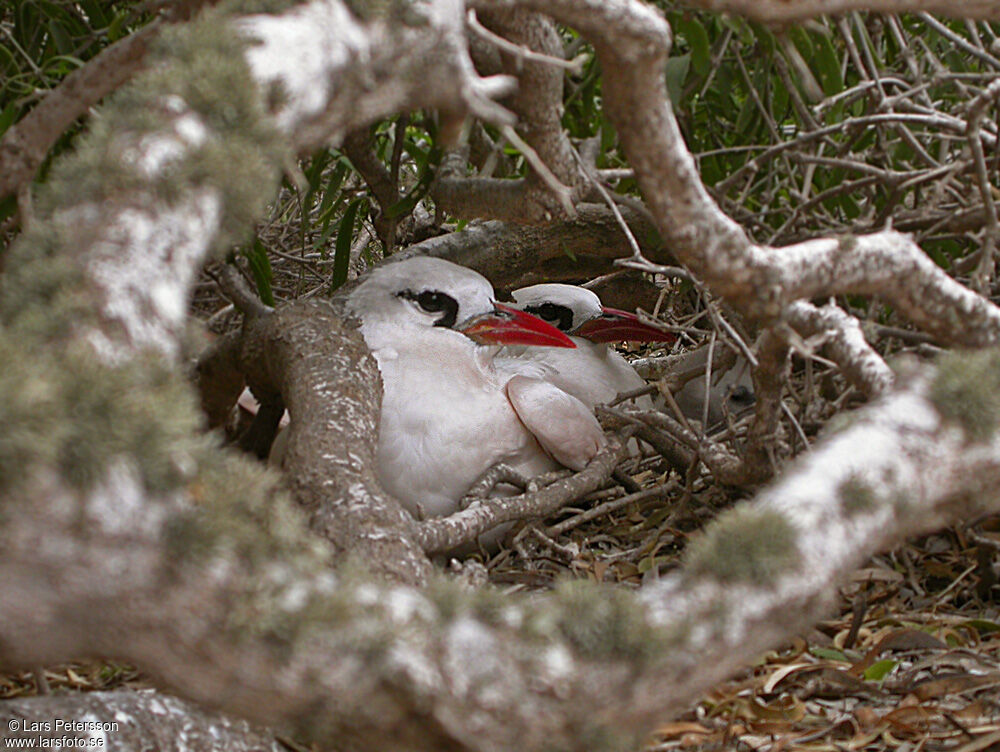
[[837, 234, 859, 254], [2, 6, 287, 342], [542, 579, 675, 661], [425, 575, 510, 626], [343, 0, 428, 25], [221, 0, 308, 13], [684, 506, 801, 585], [838, 473, 878, 516], [929, 348, 1000, 442], [0, 335, 205, 496], [0, 223, 91, 341], [820, 409, 859, 438], [164, 447, 352, 646]]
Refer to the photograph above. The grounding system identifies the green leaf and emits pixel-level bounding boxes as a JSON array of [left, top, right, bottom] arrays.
[[0, 42, 16, 75], [243, 237, 275, 307], [78, 0, 110, 27], [812, 33, 844, 96], [676, 17, 711, 76], [810, 647, 850, 662], [47, 20, 73, 56], [108, 12, 129, 43], [0, 103, 19, 137], [385, 191, 419, 219], [315, 160, 349, 224], [43, 55, 85, 77], [962, 619, 1000, 634], [864, 659, 897, 682], [664, 54, 691, 108], [330, 199, 362, 293], [0, 193, 17, 226]]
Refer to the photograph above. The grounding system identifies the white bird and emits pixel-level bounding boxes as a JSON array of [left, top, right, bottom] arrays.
[[341, 258, 607, 522], [500, 283, 754, 425], [498, 283, 675, 410]]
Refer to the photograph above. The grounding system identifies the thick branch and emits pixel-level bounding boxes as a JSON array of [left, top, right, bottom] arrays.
[[0, 22, 159, 202], [479, 0, 1000, 347], [3, 356, 1000, 749], [397, 202, 671, 289], [0, 691, 283, 752], [240, 302, 432, 585], [433, 9, 584, 223]]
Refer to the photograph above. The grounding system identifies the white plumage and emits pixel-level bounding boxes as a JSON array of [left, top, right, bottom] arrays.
[[498, 283, 669, 409], [343, 258, 607, 521], [499, 283, 754, 426]]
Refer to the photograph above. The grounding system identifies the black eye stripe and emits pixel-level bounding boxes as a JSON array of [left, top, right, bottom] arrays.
[[523, 303, 574, 332], [397, 289, 459, 329]]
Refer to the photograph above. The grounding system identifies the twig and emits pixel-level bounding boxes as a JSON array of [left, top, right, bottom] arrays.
[[572, 147, 644, 259], [500, 124, 576, 217], [467, 10, 586, 74], [207, 263, 273, 319], [415, 438, 627, 553], [966, 79, 1000, 292], [781, 402, 812, 454], [545, 483, 674, 537]]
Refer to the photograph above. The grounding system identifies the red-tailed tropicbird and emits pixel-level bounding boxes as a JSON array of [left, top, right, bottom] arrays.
[[499, 283, 754, 425], [272, 258, 608, 525]]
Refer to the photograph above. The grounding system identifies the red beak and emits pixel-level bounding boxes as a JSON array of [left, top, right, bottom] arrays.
[[573, 307, 676, 343], [458, 302, 576, 348]]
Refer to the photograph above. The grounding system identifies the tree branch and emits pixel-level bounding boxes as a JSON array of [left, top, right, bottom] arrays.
[[476, 0, 1000, 348], [0, 22, 160, 203], [786, 300, 895, 399], [1, 691, 284, 752], [415, 438, 627, 553], [676, 0, 1000, 22], [3, 353, 1000, 749]]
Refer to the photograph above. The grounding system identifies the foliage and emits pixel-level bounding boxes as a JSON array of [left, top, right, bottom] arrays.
[[0, 1, 150, 168], [4, 5, 998, 305]]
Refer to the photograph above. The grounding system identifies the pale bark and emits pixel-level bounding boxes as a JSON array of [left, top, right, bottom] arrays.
[[4, 1, 1000, 750], [2, 358, 999, 750], [0, 691, 284, 752]]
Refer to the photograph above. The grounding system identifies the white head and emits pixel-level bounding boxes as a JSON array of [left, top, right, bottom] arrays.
[[348, 257, 493, 332], [348, 258, 575, 349], [511, 284, 603, 333], [511, 283, 674, 343]]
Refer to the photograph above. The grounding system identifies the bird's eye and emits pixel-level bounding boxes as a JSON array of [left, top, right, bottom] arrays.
[[536, 303, 562, 322], [524, 303, 574, 332], [416, 291, 449, 313], [396, 288, 459, 328]]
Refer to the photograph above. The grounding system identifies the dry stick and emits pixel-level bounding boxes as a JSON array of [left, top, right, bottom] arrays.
[[919, 13, 1000, 71], [607, 383, 659, 406], [414, 439, 628, 553], [967, 80, 1000, 292], [466, 10, 586, 73], [675, 0, 1000, 23], [781, 402, 812, 455], [545, 483, 673, 537], [714, 112, 994, 196], [500, 124, 576, 217], [0, 20, 160, 202], [704, 299, 758, 367], [785, 300, 895, 399], [659, 383, 696, 435], [700, 331, 716, 432], [572, 147, 644, 260]]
